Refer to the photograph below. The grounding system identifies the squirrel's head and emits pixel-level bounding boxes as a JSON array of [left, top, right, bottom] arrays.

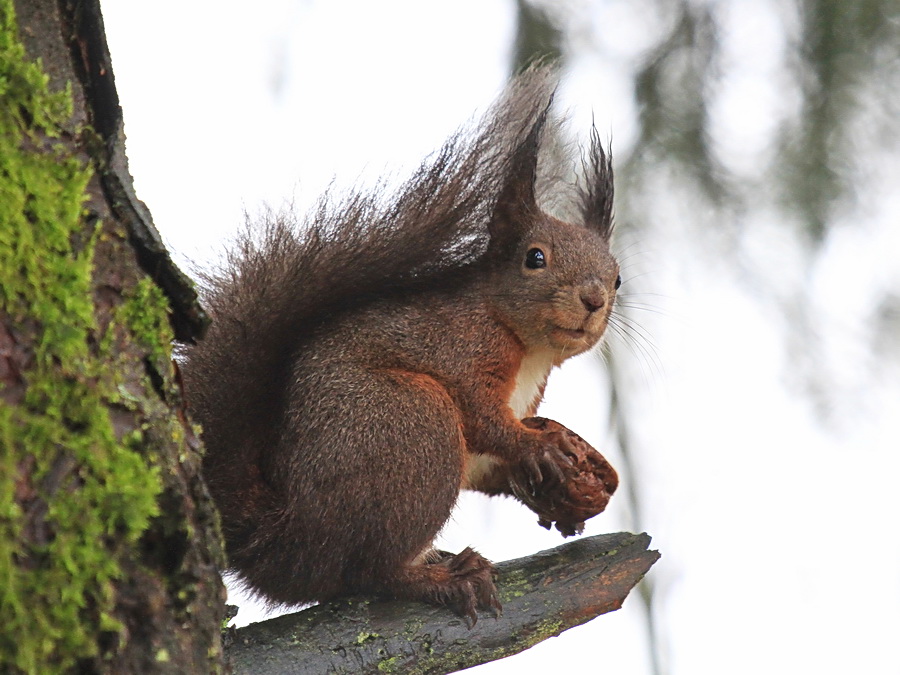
[[486, 101, 618, 359]]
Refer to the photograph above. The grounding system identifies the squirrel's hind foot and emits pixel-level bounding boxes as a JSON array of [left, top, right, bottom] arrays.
[[391, 547, 500, 627]]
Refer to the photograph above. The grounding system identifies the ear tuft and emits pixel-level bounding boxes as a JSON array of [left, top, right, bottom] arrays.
[[489, 94, 554, 253], [579, 126, 615, 240]]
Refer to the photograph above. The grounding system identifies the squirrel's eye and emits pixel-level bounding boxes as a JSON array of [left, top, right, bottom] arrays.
[[524, 248, 546, 269], [614, 274, 622, 290]]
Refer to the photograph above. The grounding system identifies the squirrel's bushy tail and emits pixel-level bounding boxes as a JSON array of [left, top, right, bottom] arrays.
[[181, 67, 561, 465]]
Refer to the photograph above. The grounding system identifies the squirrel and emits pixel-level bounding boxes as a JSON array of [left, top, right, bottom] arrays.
[[181, 66, 620, 625]]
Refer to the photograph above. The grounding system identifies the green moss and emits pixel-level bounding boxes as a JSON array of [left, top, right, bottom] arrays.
[[119, 276, 175, 376], [498, 567, 531, 602], [0, 2, 163, 672], [403, 618, 425, 635], [528, 617, 564, 644], [377, 655, 402, 672], [355, 631, 380, 645]]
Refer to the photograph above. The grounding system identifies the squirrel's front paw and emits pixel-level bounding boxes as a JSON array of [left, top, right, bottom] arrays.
[[512, 417, 619, 537]]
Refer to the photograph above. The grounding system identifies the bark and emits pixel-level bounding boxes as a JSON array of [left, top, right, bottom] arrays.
[[225, 531, 659, 674], [2, 0, 225, 672]]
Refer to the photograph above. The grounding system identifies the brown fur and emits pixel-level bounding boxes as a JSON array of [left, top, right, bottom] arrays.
[[180, 66, 619, 624]]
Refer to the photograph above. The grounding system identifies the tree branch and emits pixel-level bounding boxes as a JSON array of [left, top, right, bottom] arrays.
[[224, 531, 659, 674]]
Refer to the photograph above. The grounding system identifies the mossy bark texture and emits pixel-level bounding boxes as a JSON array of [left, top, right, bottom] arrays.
[[1, 0, 225, 672]]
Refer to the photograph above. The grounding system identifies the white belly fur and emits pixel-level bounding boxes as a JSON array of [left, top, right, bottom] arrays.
[[464, 349, 556, 487]]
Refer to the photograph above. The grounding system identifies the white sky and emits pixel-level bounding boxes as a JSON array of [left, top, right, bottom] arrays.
[[101, 1, 900, 673]]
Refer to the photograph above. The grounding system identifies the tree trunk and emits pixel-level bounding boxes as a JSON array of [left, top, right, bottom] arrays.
[[1, 0, 226, 672]]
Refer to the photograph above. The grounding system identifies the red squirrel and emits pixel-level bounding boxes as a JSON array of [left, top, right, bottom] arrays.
[[182, 67, 620, 624]]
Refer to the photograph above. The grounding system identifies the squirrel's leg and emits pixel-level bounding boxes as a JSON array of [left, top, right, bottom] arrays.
[[259, 366, 499, 622], [460, 395, 619, 536]]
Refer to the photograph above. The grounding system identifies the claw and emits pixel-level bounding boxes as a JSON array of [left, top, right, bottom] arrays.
[[555, 520, 585, 537], [461, 585, 478, 628], [556, 435, 579, 463], [543, 447, 569, 484], [522, 454, 543, 491], [477, 577, 503, 619]]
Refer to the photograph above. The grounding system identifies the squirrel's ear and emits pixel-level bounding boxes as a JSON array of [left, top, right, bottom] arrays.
[[489, 100, 551, 252], [579, 125, 615, 241]]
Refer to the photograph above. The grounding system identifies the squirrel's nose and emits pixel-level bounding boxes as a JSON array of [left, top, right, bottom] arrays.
[[580, 286, 607, 314]]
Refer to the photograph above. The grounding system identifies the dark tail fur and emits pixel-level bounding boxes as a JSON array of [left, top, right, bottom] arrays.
[[181, 67, 564, 470]]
